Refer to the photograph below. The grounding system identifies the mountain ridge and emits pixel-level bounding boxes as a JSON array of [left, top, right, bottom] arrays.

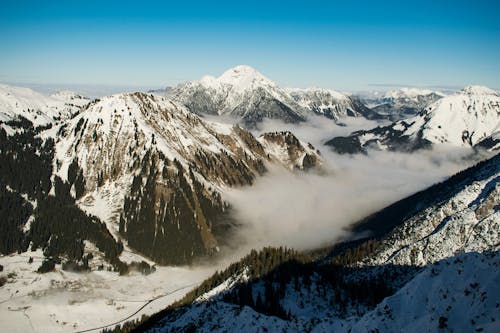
[[327, 85, 500, 153]]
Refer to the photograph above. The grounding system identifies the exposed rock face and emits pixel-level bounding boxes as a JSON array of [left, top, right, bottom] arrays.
[[259, 131, 321, 171]]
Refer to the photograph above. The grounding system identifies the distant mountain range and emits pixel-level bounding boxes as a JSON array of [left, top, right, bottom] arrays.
[[327, 85, 500, 154]]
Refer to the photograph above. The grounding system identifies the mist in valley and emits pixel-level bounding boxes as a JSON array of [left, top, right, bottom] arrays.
[[219, 117, 489, 255]]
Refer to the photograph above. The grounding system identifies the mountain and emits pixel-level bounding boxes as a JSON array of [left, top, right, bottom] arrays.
[[0, 85, 321, 270], [52, 92, 321, 265], [169, 65, 306, 127], [147, 87, 172, 96], [369, 87, 445, 121], [327, 85, 500, 154], [0, 84, 89, 131], [130, 153, 499, 333], [286, 87, 376, 120], [169, 66, 373, 127]]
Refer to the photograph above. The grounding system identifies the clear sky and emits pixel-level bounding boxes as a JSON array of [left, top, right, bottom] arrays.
[[1, 0, 499, 92]]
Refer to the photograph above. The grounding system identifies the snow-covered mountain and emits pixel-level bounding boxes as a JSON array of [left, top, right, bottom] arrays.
[[52, 92, 321, 264], [169, 66, 372, 127], [169, 65, 306, 127], [369, 87, 445, 120], [327, 85, 500, 153], [0, 84, 89, 130], [286, 87, 375, 120], [135, 153, 500, 333]]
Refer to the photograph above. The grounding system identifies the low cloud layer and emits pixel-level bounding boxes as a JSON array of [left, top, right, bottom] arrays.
[[221, 117, 487, 253]]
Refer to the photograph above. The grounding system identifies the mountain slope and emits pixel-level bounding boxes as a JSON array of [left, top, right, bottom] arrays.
[[370, 87, 445, 121], [131, 153, 499, 333], [327, 85, 500, 153], [169, 65, 307, 127], [0, 84, 89, 131], [54, 92, 321, 264], [286, 87, 375, 120]]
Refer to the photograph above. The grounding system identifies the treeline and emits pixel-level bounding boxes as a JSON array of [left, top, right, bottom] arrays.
[[176, 247, 309, 308], [28, 176, 124, 266], [0, 120, 53, 254], [0, 120, 53, 200], [0, 183, 32, 253], [0, 117, 125, 272], [119, 245, 398, 332]]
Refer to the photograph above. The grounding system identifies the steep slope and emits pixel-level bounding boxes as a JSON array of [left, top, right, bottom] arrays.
[[54, 92, 321, 264], [369, 87, 445, 121], [169, 65, 307, 127], [131, 252, 500, 333], [132, 153, 499, 333], [286, 87, 376, 120], [357, 153, 499, 267], [0, 118, 125, 273], [327, 85, 500, 153], [0, 84, 88, 131]]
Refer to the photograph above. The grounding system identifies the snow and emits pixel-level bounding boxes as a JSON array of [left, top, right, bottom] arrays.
[[421, 89, 500, 146], [460, 85, 499, 96], [286, 87, 364, 120], [140, 152, 499, 333], [383, 87, 445, 100], [218, 65, 277, 93], [285, 87, 349, 102], [170, 65, 308, 120], [143, 252, 499, 333], [0, 251, 217, 333], [352, 252, 500, 333], [348, 85, 500, 150], [364, 163, 500, 267], [392, 123, 405, 131], [192, 65, 277, 97], [0, 84, 88, 129]]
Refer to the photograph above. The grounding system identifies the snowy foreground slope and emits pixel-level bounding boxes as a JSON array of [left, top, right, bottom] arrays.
[[327, 85, 500, 153], [135, 153, 499, 333]]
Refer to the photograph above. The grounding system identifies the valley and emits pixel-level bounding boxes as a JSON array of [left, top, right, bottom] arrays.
[[0, 66, 498, 332]]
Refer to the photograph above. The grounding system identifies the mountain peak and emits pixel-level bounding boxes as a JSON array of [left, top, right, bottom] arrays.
[[222, 64, 260, 77], [218, 65, 273, 89], [460, 85, 498, 96]]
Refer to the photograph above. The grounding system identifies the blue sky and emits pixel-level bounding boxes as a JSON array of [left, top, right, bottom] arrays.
[[1, 0, 499, 91]]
